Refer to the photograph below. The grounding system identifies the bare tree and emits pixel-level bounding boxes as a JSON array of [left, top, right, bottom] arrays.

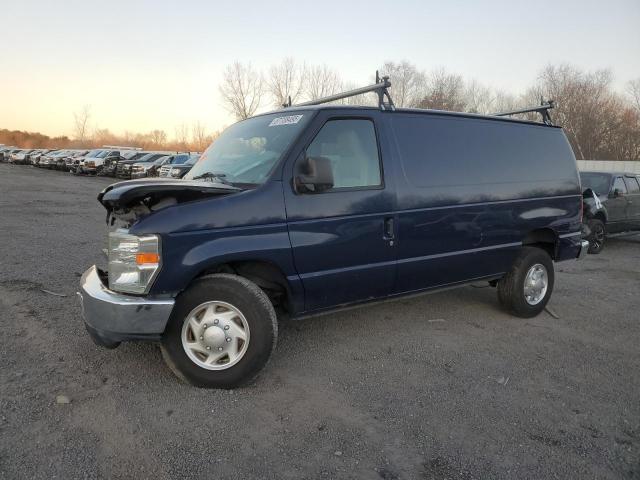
[[174, 124, 190, 151], [464, 80, 496, 114], [627, 79, 640, 113], [191, 121, 209, 151], [418, 68, 466, 111], [379, 61, 425, 108], [219, 62, 263, 120], [267, 58, 306, 107], [73, 105, 92, 145], [149, 129, 168, 147], [303, 64, 343, 101]]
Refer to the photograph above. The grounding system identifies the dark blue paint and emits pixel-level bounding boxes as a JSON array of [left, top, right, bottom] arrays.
[[128, 106, 583, 317]]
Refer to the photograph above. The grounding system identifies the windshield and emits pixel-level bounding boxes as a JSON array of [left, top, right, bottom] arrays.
[[185, 111, 311, 184], [580, 172, 611, 196], [96, 150, 111, 158]]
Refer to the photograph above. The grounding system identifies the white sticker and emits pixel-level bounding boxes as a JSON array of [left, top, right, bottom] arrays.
[[269, 115, 303, 127]]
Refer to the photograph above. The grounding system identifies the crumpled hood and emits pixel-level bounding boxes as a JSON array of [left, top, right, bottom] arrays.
[[98, 177, 240, 212]]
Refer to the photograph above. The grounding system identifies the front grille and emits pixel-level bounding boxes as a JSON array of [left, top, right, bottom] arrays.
[[159, 166, 171, 177]]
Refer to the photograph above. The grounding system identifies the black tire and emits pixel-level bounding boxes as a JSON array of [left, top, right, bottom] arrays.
[[497, 247, 554, 318], [587, 218, 606, 254], [160, 274, 277, 388]]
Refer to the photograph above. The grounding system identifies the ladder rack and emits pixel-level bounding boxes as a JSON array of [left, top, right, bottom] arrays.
[[492, 98, 555, 126], [284, 71, 395, 111]]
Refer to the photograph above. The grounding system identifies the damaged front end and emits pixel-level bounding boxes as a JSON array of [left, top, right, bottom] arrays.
[[97, 178, 241, 227]]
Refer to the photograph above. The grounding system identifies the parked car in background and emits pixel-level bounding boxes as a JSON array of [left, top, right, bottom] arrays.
[[78, 149, 120, 175], [581, 171, 640, 253], [79, 99, 587, 388], [0, 146, 15, 162], [60, 150, 89, 171], [8, 149, 34, 164], [117, 152, 168, 179], [131, 154, 172, 178], [70, 149, 106, 174], [158, 153, 200, 178], [30, 149, 54, 166], [101, 149, 146, 177], [39, 150, 70, 168]]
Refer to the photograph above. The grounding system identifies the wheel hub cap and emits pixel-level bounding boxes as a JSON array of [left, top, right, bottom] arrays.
[[523, 264, 548, 306], [202, 327, 226, 350], [181, 301, 250, 370]]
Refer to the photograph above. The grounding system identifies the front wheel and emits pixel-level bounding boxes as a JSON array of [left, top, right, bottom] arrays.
[[497, 247, 554, 318], [160, 274, 277, 388]]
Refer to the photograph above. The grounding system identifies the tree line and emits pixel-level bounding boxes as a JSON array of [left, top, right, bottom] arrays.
[[219, 60, 640, 160], [3, 60, 638, 160]]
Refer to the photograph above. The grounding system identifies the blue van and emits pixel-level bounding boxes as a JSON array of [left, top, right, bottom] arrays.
[[79, 79, 588, 388]]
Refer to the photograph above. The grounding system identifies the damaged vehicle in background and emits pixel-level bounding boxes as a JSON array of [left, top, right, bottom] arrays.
[[581, 171, 640, 253]]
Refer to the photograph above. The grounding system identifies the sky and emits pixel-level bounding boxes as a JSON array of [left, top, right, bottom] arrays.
[[1, 0, 639, 138]]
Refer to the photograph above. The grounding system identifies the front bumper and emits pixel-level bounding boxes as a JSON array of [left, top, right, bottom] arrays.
[[577, 239, 589, 260], [78, 265, 174, 348]]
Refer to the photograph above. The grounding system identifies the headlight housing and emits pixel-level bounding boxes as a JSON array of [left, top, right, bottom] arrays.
[[170, 168, 182, 177], [108, 231, 161, 294]]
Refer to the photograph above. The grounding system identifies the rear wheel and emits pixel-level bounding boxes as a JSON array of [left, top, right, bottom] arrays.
[[587, 218, 605, 254], [160, 274, 277, 388], [497, 247, 554, 318]]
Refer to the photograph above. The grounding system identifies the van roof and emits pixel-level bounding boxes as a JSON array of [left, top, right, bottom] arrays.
[[256, 104, 561, 128]]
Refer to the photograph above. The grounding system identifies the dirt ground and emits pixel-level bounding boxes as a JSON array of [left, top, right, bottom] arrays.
[[1, 163, 639, 479]]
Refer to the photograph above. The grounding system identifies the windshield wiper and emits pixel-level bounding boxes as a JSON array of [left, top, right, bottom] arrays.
[[193, 171, 229, 182], [191, 172, 240, 188]]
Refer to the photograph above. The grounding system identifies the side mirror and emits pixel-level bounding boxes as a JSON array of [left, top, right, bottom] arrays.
[[295, 156, 334, 194], [612, 188, 622, 198]]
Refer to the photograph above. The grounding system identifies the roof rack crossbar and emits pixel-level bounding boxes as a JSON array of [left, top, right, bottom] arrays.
[[284, 71, 395, 111], [492, 98, 555, 126]]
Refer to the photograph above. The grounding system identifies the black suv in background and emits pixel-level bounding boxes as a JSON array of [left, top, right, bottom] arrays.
[[158, 153, 200, 178], [116, 152, 167, 179], [581, 171, 640, 253]]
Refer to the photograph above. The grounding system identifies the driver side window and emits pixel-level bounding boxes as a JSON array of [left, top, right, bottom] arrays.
[[613, 177, 627, 194], [306, 119, 382, 189]]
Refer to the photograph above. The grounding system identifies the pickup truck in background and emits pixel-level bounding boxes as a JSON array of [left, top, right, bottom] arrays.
[[581, 171, 640, 253]]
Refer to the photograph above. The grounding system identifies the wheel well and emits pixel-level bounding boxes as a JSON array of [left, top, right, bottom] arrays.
[[594, 212, 606, 224], [197, 261, 291, 314], [522, 228, 558, 260]]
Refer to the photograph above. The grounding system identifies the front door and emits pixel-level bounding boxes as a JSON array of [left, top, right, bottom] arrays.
[[607, 176, 630, 232], [623, 176, 640, 229], [283, 115, 397, 311]]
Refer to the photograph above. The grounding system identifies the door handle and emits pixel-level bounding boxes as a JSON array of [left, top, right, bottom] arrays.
[[383, 217, 395, 240]]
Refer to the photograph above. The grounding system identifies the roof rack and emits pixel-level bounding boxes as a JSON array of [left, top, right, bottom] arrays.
[[492, 98, 555, 126], [284, 71, 395, 111]]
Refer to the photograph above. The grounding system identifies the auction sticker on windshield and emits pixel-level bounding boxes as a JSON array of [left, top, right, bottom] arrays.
[[269, 115, 303, 127]]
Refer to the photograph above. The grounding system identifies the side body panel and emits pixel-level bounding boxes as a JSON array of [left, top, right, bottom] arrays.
[[386, 112, 582, 293]]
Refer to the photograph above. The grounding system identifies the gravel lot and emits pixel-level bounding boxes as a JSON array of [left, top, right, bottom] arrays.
[[0, 163, 639, 480]]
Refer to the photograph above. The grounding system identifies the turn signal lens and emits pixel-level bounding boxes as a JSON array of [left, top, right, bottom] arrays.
[[136, 252, 159, 265]]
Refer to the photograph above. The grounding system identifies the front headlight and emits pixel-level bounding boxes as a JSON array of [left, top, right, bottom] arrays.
[[170, 168, 182, 177], [108, 231, 161, 294]]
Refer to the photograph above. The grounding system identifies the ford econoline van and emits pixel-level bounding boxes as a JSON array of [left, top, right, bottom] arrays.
[[79, 80, 588, 388]]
